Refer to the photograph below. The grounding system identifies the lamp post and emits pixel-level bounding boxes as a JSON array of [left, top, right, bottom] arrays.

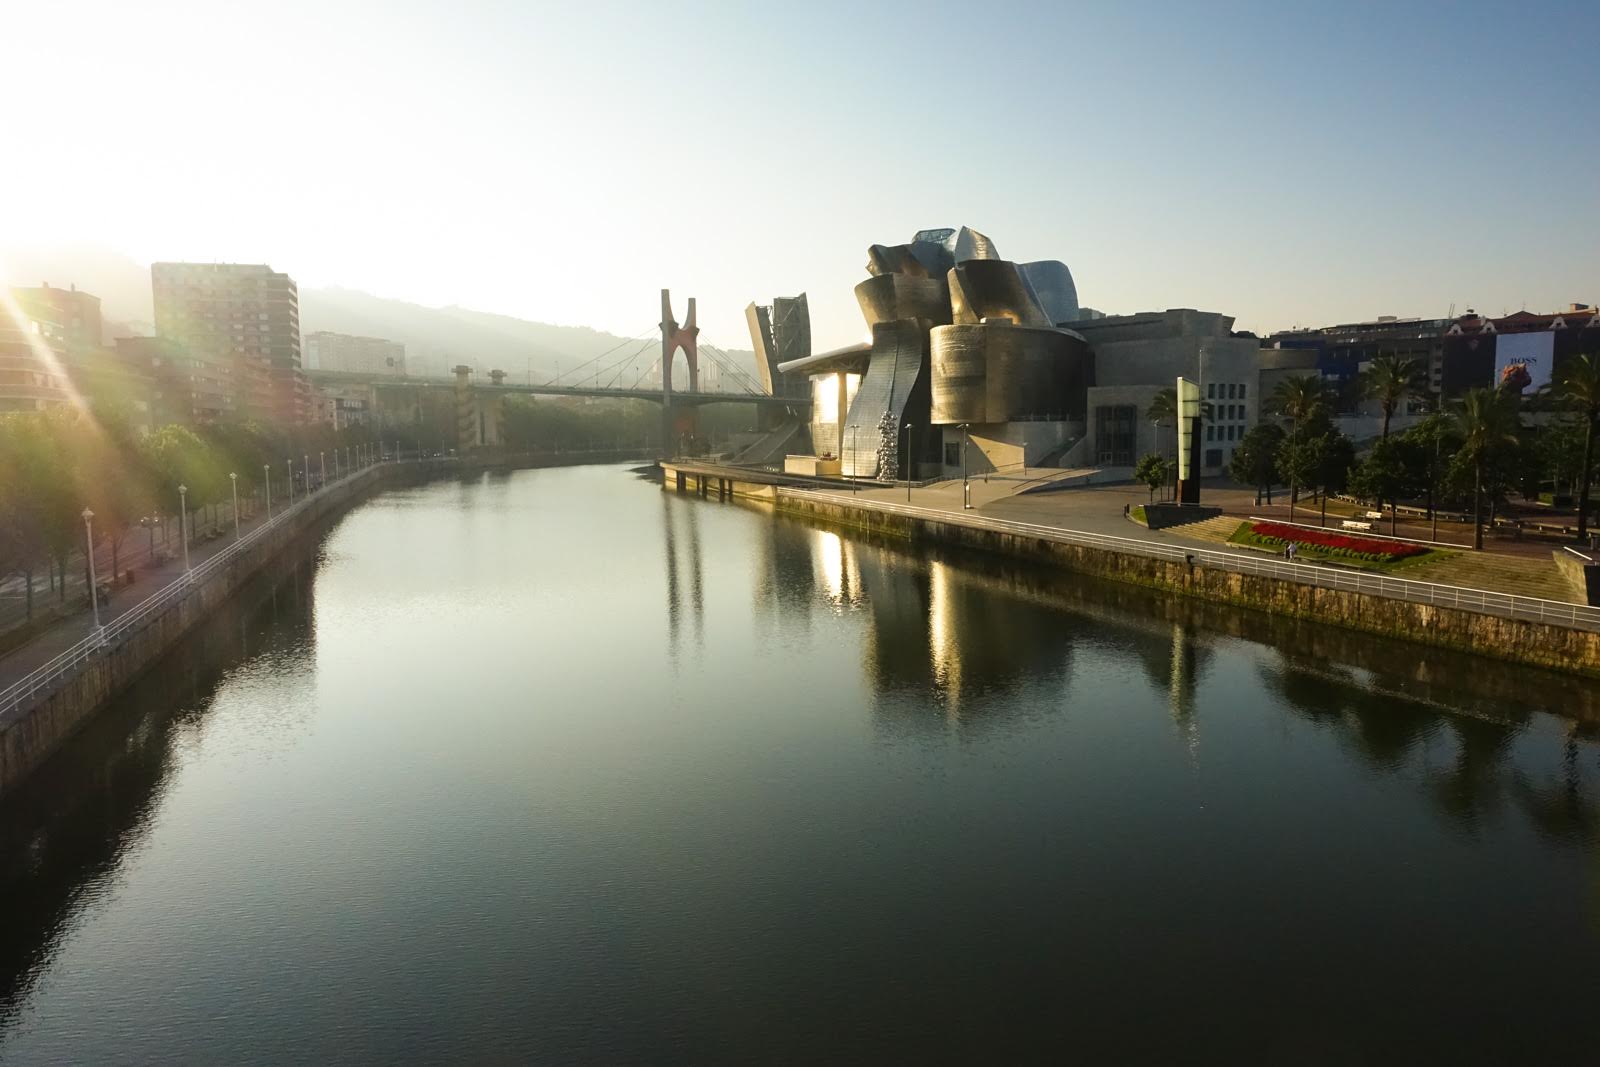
[[902, 423, 915, 503], [320, 451, 326, 490], [82, 508, 102, 633], [304, 454, 310, 492], [264, 464, 273, 519], [961, 422, 972, 509], [177, 484, 191, 577], [230, 473, 240, 539], [848, 426, 858, 493], [287, 459, 295, 504], [334, 447, 341, 481]]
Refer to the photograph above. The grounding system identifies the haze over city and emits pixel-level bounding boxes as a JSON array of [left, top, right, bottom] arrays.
[[5, 0, 1597, 349], [6, 3, 1600, 1062]]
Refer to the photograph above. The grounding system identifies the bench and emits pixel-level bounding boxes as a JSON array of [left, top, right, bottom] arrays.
[[1342, 520, 1373, 531], [1364, 510, 1384, 520]]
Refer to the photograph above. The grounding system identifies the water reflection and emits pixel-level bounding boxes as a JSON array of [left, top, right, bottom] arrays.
[[0, 561, 316, 1025], [6, 469, 1600, 1062], [774, 505, 1600, 838]]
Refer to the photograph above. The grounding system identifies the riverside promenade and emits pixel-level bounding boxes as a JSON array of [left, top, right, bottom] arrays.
[[662, 459, 1600, 677]]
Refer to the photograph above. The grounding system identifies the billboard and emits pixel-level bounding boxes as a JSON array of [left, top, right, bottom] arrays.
[[1494, 331, 1555, 393]]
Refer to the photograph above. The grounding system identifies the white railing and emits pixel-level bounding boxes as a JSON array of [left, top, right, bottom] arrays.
[[0, 463, 388, 716], [792, 489, 1600, 634]]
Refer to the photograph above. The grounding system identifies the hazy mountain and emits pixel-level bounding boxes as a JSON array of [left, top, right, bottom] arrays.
[[4, 247, 758, 386]]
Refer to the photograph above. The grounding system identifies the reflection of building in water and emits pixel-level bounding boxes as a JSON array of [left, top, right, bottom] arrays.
[[660, 494, 706, 658], [848, 545, 1080, 726]]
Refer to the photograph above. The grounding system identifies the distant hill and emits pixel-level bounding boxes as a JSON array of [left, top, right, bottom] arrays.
[[3, 247, 758, 385]]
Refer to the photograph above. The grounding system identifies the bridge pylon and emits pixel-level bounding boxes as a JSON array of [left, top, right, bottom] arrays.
[[661, 289, 700, 456]]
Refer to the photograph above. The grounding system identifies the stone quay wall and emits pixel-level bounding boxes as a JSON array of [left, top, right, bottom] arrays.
[[766, 488, 1600, 680]]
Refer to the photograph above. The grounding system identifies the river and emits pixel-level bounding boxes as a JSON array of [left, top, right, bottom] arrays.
[[2, 464, 1597, 1062]]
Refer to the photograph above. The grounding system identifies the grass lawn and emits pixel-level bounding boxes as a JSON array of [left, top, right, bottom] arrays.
[[1225, 521, 1448, 574], [1130, 505, 1148, 527]]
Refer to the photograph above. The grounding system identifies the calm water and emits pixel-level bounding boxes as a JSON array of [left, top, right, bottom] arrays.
[[2, 464, 1598, 1063]]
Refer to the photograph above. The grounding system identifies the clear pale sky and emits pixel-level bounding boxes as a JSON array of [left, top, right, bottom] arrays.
[[5, 0, 1596, 351]]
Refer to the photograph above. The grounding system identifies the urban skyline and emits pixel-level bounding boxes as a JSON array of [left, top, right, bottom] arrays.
[[4, 0, 1597, 352]]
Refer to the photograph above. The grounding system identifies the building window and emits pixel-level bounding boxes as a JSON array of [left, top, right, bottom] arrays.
[[944, 442, 961, 467], [1207, 382, 1217, 399], [1239, 384, 1247, 399], [1096, 405, 1137, 466], [1206, 448, 1223, 468], [1206, 424, 1215, 441]]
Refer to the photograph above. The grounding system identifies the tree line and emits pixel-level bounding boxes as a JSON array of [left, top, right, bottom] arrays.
[[1135, 351, 1600, 547], [0, 406, 379, 620]]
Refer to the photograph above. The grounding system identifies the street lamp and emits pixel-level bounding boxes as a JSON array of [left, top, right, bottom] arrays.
[[304, 454, 310, 492], [320, 451, 326, 490], [902, 422, 915, 502], [960, 422, 972, 509], [139, 515, 155, 556], [230, 473, 240, 539], [82, 508, 102, 634], [848, 425, 858, 494], [177, 484, 192, 577], [264, 464, 273, 519], [287, 459, 295, 504]]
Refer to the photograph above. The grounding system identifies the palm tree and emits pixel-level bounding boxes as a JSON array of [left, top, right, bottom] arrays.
[[1453, 387, 1520, 550], [1270, 374, 1331, 442], [1556, 352, 1600, 539], [1361, 352, 1425, 438], [1269, 374, 1331, 510]]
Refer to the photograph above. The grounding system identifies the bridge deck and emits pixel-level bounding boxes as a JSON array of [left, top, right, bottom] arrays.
[[307, 371, 808, 407]]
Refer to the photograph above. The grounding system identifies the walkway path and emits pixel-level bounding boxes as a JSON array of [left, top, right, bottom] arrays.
[[818, 475, 1583, 606], [0, 475, 358, 691]]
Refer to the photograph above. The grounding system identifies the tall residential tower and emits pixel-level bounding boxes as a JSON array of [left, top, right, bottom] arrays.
[[151, 262, 307, 423]]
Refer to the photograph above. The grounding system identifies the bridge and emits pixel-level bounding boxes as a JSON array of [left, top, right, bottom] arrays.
[[308, 290, 809, 453]]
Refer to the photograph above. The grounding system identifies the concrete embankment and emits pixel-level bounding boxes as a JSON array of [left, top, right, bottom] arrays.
[[0, 461, 451, 796], [661, 462, 1600, 680]]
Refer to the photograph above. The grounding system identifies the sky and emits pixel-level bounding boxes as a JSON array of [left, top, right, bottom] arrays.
[[4, 0, 1597, 351]]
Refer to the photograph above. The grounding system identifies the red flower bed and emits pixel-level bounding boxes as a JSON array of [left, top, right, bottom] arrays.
[[1249, 521, 1426, 559]]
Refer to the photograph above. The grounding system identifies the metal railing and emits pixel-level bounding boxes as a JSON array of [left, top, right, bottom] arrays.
[[792, 489, 1600, 634], [0, 462, 390, 717]]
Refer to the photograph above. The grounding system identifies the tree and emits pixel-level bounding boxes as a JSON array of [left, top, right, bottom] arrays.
[[1348, 436, 1414, 535], [1554, 352, 1600, 539], [1360, 353, 1426, 438], [1400, 413, 1457, 540], [1270, 374, 1333, 444], [1315, 432, 1356, 527], [1230, 423, 1285, 505], [1269, 375, 1335, 510], [1452, 387, 1521, 550], [1276, 435, 1327, 523], [1134, 453, 1168, 502]]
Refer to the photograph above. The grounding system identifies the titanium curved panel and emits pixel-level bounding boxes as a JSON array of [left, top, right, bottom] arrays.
[[951, 226, 1000, 263], [930, 324, 1093, 423], [840, 319, 926, 479], [929, 324, 988, 424], [854, 274, 950, 328], [744, 302, 777, 394], [1016, 261, 1080, 324], [948, 260, 1053, 328]]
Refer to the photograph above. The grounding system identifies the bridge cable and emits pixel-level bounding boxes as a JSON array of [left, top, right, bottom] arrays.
[[536, 325, 658, 386]]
